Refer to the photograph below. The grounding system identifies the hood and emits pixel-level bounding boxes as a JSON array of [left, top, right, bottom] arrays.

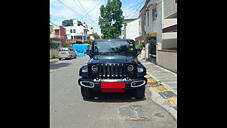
[[88, 55, 137, 64]]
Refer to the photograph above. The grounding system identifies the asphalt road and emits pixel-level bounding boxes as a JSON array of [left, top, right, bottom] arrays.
[[50, 56, 177, 128]]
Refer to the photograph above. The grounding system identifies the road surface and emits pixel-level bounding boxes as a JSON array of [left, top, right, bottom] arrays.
[[50, 56, 176, 128]]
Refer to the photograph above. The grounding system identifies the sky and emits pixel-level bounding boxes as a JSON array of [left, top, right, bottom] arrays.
[[50, 0, 146, 35]]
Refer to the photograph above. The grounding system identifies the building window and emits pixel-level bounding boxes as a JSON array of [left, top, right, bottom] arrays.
[[152, 7, 157, 21], [55, 30, 59, 35], [74, 36, 76, 39], [70, 29, 73, 33], [71, 36, 73, 40], [73, 29, 76, 33], [147, 10, 149, 26]]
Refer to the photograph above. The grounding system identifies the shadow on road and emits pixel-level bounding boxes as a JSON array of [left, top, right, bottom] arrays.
[[84, 93, 146, 103], [50, 62, 71, 70]]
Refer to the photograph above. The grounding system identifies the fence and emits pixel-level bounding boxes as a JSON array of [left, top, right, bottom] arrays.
[[156, 50, 177, 72]]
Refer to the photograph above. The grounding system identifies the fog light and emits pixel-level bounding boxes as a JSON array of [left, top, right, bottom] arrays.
[[131, 80, 146, 87], [132, 82, 137, 86], [80, 81, 94, 88]]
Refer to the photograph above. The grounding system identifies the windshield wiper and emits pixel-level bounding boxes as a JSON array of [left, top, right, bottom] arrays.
[[95, 52, 115, 55], [119, 51, 132, 54]]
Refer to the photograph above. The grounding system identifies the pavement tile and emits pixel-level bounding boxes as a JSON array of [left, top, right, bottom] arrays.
[[159, 91, 177, 99], [153, 85, 171, 93]]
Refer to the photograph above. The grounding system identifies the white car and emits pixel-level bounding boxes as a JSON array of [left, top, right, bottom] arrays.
[[58, 47, 77, 60]]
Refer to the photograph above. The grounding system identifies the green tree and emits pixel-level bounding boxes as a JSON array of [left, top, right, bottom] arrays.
[[98, 0, 124, 39], [91, 33, 100, 39], [62, 19, 73, 26], [62, 43, 72, 48], [50, 25, 53, 34], [50, 40, 58, 49]]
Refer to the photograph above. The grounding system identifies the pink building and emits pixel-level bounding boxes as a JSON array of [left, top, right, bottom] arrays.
[[50, 26, 67, 46]]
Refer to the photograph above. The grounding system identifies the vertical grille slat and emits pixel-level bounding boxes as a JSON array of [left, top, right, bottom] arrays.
[[115, 64, 118, 77], [123, 64, 126, 77], [107, 64, 110, 77], [110, 64, 112, 77], [119, 64, 122, 77]]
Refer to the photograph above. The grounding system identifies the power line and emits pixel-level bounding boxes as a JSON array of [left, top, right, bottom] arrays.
[[50, 21, 59, 26], [72, 0, 97, 23], [125, 0, 146, 18], [56, 0, 99, 29], [125, 0, 145, 17], [56, 0, 83, 21], [81, 0, 103, 20], [72, 0, 102, 30]]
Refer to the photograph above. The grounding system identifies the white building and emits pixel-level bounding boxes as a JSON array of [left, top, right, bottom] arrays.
[[161, 0, 177, 50], [157, 0, 177, 72], [121, 18, 140, 40], [136, 0, 177, 72], [87, 27, 95, 40], [144, 0, 162, 44], [63, 19, 88, 43]]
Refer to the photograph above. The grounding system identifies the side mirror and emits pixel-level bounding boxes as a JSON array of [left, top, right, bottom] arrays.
[[87, 50, 93, 58], [136, 49, 141, 55]]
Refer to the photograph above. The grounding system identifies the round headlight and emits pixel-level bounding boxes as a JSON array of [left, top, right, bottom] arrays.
[[137, 67, 144, 72], [91, 65, 98, 72], [127, 65, 134, 71]]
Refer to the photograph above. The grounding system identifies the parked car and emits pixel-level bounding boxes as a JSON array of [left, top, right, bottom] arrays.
[[58, 47, 77, 60], [78, 39, 147, 100]]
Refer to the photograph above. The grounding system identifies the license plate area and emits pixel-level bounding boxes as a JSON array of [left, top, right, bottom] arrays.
[[101, 82, 125, 93]]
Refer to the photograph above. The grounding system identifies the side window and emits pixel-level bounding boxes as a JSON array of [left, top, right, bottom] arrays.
[[152, 7, 157, 21]]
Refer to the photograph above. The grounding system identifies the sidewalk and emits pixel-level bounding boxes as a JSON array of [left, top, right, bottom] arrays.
[[50, 58, 59, 63], [139, 58, 177, 120], [142, 60, 177, 94]]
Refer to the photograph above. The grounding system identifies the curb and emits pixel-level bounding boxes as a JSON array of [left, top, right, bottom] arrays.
[[145, 74, 177, 120], [50, 59, 58, 63]]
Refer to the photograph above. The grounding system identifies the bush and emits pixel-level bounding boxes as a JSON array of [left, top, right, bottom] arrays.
[[50, 42, 58, 49], [62, 43, 71, 48], [136, 43, 145, 50], [83, 40, 93, 46], [145, 37, 156, 44]]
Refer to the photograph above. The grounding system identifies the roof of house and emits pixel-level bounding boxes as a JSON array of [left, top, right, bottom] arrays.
[[94, 39, 134, 42], [123, 18, 139, 24], [139, 0, 150, 13]]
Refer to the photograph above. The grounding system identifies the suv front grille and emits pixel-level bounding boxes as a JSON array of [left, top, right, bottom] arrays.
[[89, 63, 135, 79]]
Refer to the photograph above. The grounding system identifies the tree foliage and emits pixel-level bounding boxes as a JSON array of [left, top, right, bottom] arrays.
[[98, 0, 124, 39], [50, 40, 59, 49], [91, 33, 100, 39], [62, 43, 71, 48], [62, 19, 73, 26]]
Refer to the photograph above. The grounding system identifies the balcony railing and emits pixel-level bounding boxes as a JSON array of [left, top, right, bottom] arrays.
[[50, 35, 66, 39], [162, 32, 177, 40]]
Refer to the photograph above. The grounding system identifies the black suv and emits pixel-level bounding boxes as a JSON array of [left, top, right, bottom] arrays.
[[78, 39, 147, 99]]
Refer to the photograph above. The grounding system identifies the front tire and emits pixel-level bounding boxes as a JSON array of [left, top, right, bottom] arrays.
[[135, 86, 145, 99], [81, 87, 93, 99]]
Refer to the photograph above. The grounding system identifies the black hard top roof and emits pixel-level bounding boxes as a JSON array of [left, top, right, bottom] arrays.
[[94, 39, 134, 42]]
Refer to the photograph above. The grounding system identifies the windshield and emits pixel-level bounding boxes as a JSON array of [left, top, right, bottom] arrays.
[[93, 41, 135, 55]]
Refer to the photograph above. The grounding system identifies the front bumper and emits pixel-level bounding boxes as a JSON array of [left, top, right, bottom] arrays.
[[78, 77, 147, 89]]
